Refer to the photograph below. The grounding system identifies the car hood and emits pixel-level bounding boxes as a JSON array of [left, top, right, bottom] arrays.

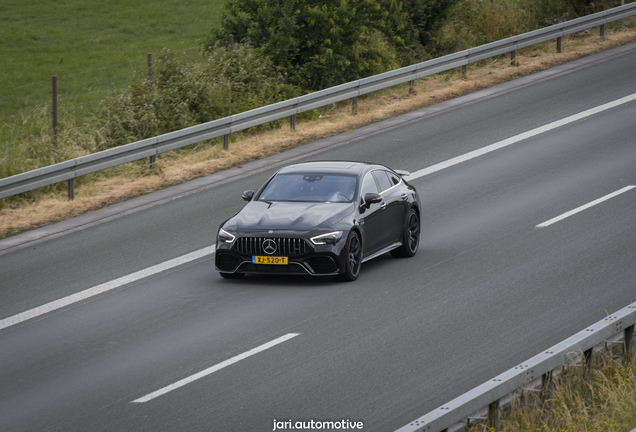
[[231, 201, 355, 233]]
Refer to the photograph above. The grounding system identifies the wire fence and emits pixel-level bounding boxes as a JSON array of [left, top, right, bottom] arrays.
[[0, 42, 213, 123]]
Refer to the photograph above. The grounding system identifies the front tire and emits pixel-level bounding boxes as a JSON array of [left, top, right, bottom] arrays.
[[334, 231, 362, 282], [391, 208, 420, 258]]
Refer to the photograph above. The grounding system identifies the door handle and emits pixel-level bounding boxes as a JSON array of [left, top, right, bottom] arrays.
[[401, 193, 408, 200], [380, 203, 387, 210]]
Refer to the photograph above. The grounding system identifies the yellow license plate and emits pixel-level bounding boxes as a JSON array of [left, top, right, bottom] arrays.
[[252, 256, 288, 265]]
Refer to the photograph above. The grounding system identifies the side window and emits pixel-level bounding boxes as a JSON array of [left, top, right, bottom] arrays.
[[372, 170, 392, 192], [387, 171, 401, 186], [360, 173, 379, 199]]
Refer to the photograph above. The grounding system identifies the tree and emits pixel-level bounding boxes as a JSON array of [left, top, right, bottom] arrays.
[[207, 0, 406, 91], [398, 0, 456, 63]]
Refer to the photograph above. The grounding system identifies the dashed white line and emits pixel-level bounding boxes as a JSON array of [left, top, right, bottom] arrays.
[[537, 186, 636, 228], [132, 333, 300, 403], [0, 245, 216, 331], [405, 92, 636, 181]]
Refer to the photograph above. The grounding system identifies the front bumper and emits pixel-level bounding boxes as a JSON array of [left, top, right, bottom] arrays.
[[215, 236, 344, 276]]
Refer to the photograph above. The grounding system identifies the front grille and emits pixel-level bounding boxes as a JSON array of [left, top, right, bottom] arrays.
[[235, 237, 311, 256]]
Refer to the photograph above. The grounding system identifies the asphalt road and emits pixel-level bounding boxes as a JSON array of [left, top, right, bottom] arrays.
[[1, 42, 635, 432]]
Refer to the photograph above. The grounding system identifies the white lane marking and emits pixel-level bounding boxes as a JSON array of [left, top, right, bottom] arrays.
[[0, 245, 216, 331], [132, 333, 300, 403], [405, 93, 636, 181], [4, 93, 636, 331], [537, 186, 636, 228]]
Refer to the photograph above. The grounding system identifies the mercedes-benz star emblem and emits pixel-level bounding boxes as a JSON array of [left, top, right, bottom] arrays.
[[262, 239, 277, 255]]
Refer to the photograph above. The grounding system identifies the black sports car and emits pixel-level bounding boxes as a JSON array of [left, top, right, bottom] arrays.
[[215, 161, 421, 281]]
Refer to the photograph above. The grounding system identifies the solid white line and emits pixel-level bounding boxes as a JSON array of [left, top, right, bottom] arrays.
[[405, 93, 636, 181], [0, 245, 216, 331], [536, 186, 635, 228], [132, 333, 300, 403]]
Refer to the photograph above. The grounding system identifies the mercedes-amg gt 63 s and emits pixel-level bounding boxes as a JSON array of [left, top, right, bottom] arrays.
[[215, 161, 421, 281]]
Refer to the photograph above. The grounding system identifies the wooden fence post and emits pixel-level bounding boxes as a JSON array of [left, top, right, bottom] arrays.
[[148, 53, 153, 90], [52, 75, 58, 145]]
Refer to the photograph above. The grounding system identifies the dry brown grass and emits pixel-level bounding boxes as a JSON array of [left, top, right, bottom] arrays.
[[2, 22, 636, 238], [471, 350, 636, 432]]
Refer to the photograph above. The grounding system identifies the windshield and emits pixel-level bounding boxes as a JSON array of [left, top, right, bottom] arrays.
[[258, 173, 358, 203]]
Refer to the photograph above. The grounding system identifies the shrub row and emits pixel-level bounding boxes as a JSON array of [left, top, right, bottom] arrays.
[[0, 0, 630, 207]]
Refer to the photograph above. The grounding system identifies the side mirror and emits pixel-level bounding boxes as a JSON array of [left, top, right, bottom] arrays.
[[394, 169, 410, 178], [363, 192, 382, 208], [242, 190, 254, 201]]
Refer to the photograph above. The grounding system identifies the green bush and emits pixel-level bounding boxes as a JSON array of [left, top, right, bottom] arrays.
[[101, 46, 301, 149], [520, 0, 617, 28], [208, 0, 407, 91], [398, 0, 457, 64], [432, 0, 531, 54]]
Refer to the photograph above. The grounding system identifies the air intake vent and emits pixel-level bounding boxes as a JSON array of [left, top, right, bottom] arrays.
[[216, 254, 241, 271], [308, 257, 338, 274]]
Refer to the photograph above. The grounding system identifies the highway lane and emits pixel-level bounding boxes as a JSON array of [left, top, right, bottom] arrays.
[[2, 42, 636, 319], [1, 43, 635, 431]]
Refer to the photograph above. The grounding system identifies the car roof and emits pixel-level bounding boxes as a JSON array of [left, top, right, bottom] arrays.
[[276, 161, 386, 176]]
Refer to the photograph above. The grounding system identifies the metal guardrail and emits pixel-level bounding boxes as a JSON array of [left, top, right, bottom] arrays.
[[1, 3, 636, 200], [395, 301, 636, 432]]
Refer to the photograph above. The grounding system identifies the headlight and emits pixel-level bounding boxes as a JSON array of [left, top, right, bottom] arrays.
[[218, 228, 236, 244], [310, 231, 343, 245]]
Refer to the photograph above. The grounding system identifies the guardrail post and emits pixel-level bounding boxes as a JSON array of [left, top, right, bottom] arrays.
[[511, 50, 516, 66], [557, 37, 562, 53], [290, 114, 296, 130], [409, 80, 415, 94], [622, 0, 625, 27], [582, 347, 595, 404], [67, 178, 75, 201], [624, 324, 635, 361], [352, 96, 358, 113], [149, 155, 156, 170], [488, 400, 500, 431], [462, 65, 467, 77], [540, 370, 553, 409], [223, 134, 229, 150], [600, 24, 605, 38], [52, 75, 58, 145], [583, 347, 594, 379]]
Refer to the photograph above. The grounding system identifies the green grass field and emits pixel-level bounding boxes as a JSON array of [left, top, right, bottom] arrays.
[[0, 0, 224, 124]]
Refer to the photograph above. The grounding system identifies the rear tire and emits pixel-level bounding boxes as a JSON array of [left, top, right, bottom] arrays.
[[334, 231, 362, 282], [391, 208, 420, 258]]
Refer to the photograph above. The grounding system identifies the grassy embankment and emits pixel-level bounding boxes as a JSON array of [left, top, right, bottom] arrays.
[[1, 3, 636, 238], [472, 348, 636, 432], [0, 0, 221, 120]]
